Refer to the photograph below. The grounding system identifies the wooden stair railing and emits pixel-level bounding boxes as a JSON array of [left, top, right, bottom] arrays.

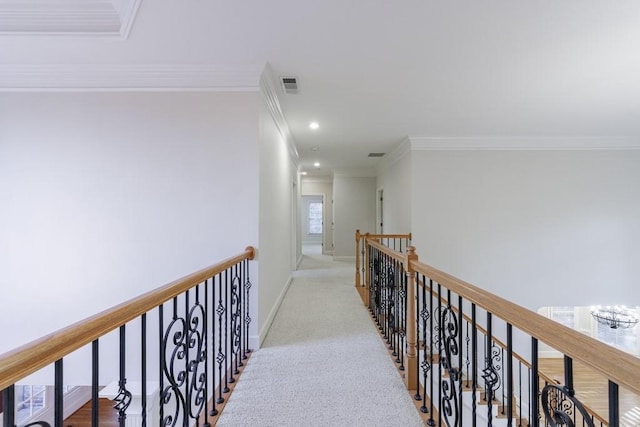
[[0, 246, 255, 427], [355, 230, 411, 305], [364, 238, 640, 427]]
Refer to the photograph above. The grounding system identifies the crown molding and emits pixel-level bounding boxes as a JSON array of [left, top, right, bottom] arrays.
[[0, 64, 264, 91], [0, 0, 142, 39], [377, 137, 410, 174], [260, 63, 300, 165], [409, 136, 640, 151]]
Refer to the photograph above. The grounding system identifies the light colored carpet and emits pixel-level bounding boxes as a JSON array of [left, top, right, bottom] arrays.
[[216, 253, 423, 427]]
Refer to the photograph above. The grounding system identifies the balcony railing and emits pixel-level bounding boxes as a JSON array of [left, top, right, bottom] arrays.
[[357, 233, 640, 427], [0, 247, 255, 427]]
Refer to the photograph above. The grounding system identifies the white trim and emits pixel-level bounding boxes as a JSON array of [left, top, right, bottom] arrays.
[[260, 63, 300, 165], [0, 64, 264, 91], [118, 0, 142, 39], [377, 137, 410, 173], [333, 169, 377, 178], [258, 275, 294, 346], [301, 176, 333, 184], [409, 136, 640, 151], [0, 0, 141, 39]]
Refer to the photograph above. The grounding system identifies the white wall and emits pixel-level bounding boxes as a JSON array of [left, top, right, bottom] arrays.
[[301, 178, 334, 253], [0, 91, 261, 354], [410, 149, 640, 310], [332, 175, 376, 259], [257, 100, 297, 345], [376, 147, 412, 234]]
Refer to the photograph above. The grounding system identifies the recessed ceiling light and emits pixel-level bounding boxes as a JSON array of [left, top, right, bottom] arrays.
[[309, 121, 319, 130], [314, 162, 320, 167], [301, 171, 308, 175]]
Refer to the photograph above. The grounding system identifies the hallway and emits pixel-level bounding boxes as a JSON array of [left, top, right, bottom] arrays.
[[216, 252, 423, 426]]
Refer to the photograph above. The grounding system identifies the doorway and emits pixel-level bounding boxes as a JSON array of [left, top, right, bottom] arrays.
[[302, 195, 323, 254]]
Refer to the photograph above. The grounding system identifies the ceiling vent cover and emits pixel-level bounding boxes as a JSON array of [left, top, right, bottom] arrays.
[[368, 152, 385, 158], [281, 76, 298, 94]]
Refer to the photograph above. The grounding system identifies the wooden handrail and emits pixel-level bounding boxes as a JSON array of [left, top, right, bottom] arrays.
[[408, 258, 640, 395], [0, 246, 256, 392], [365, 233, 412, 240], [367, 239, 405, 262]]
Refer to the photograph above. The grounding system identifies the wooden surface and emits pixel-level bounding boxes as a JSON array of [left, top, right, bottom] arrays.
[[540, 358, 640, 426], [64, 398, 119, 427], [0, 247, 255, 391], [408, 257, 640, 395]]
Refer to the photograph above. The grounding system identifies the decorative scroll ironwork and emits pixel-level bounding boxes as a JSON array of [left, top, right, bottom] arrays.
[[160, 293, 208, 426], [231, 274, 242, 376], [541, 384, 595, 427], [244, 275, 252, 359], [440, 306, 461, 427], [481, 341, 502, 426], [187, 300, 207, 420], [161, 312, 188, 427], [114, 379, 132, 423]]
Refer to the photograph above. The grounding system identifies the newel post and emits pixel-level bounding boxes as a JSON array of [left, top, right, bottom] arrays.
[[355, 230, 361, 288], [404, 246, 418, 391], [364, 233, 371, 306]]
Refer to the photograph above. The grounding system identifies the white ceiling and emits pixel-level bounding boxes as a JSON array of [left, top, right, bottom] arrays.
[[2, 1, 640, 176]]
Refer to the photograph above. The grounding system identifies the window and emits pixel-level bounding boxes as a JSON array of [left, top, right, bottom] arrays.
[[308, 201, 322, 234], [596, 322, 638, 355], [549, 306, 575, 329], [16, 385, 46, 423]]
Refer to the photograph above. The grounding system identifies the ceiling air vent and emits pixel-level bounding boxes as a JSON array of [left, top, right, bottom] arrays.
[[368, 153, 385, 158], [281, 76, 298, 94]]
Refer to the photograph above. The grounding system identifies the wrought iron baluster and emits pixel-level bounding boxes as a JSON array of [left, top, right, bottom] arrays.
[[502, 346, 506, 415], [141, 314, 147, 427], [398, 261, 407, 371], [419, 275, 431, 411], [471, 304, 477, 427], [224, 269, 230, 394], [216, 273, 225, 404], [483, 313, 498, 426], [92, 340, 99, 427], [204, 278, 211, 422], [437, 283, 443, 425], [440, 290, 461, 427], [55, 359, 63, 427], [458, 295, 463, 427], [531, 337, 539, 427], [160, 298, 187, 427], [3, 385, 15, 427], [427, 279, 435, 426], [159, 304, 165, 424], [609, 380, 619, 427], [507, 323, 513, 427], [187, 285, 207, 424], [115, 325, 132, 427], [244, 259, 253, 359], [185, 291, 191, 425], [210, 274, 219, 417]]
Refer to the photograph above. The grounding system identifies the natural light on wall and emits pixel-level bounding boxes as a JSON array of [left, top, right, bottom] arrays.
[[538, 306, 640, 357]]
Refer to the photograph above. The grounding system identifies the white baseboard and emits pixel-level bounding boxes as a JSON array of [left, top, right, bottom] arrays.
[[258, 275, 294, 346], [333, 256, 356, 262], [296, 254, 303, 269]]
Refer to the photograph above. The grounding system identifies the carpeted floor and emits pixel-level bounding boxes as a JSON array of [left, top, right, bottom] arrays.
[[216, 252, 423, 426]]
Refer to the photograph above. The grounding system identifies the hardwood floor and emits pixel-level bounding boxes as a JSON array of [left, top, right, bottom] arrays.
[[539, 358, 640, 426], [63, 398, 119, 427]]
